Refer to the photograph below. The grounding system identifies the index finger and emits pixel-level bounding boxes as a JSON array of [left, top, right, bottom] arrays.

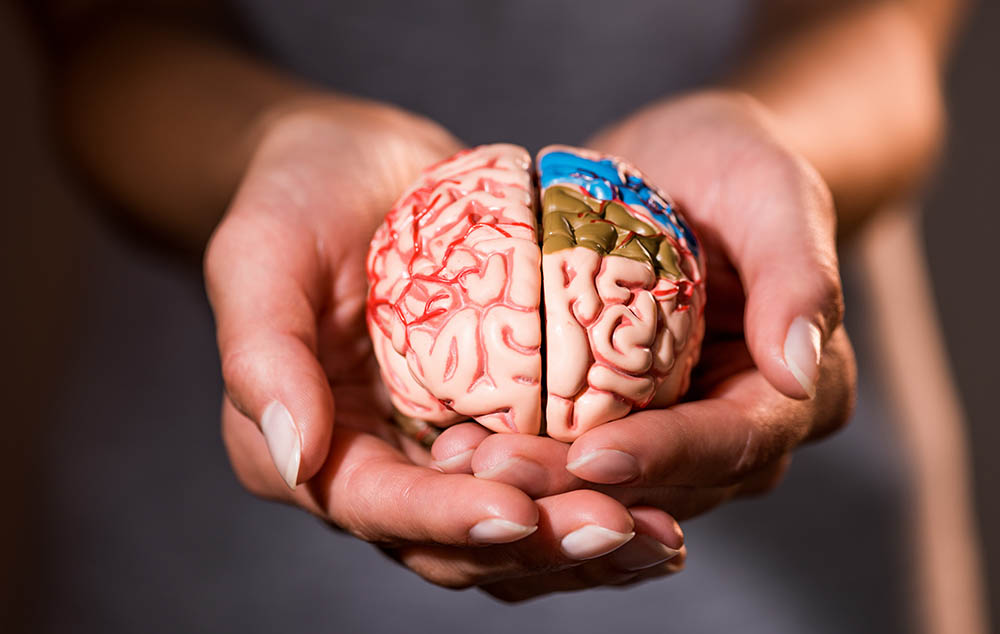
[[222, 400, 540, 546], [205, 210, 333, 488]]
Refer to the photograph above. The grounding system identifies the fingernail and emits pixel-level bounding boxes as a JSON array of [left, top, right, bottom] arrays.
[[431, 449, 474, 473], [475, 457, 547, 488], [566, 449, 639, 484], [261, 401, 301, 489], [609, 535, 682, 571], [783, 316, 821, 398], [469, 519, 538, 544], [560, 525, 635, 560]]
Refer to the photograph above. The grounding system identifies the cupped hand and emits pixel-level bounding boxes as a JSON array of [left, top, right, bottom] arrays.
[[433, 91, 856, 531], [205, 98, 685, 598]]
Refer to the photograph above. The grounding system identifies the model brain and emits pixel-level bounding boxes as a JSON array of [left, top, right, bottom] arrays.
[[366, 144, 705, 442]]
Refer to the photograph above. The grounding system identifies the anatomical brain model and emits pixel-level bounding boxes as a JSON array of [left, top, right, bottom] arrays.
[[366, 144, 705, 442]]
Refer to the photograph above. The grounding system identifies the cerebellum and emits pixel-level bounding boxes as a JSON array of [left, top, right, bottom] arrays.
[[366, 144, 705, 440]]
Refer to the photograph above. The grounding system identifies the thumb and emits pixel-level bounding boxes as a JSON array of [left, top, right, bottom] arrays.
[[205, 214, 334, 487], [586, 99, 843, 401], [735, 158, 844, 399]]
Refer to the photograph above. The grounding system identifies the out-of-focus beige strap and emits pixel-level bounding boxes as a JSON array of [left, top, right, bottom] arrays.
[[855, 205, 989, 634]]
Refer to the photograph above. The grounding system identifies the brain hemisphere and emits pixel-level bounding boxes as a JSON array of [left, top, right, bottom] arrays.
[[537, 146, 705, 440], [367, 144, 543, 434], [367, 144, 705, 441]]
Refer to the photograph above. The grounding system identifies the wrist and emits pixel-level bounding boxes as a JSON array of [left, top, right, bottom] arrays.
[[588, 89, 778, 154], [222, 93, 462, 242], [252, 93, 459, 160]]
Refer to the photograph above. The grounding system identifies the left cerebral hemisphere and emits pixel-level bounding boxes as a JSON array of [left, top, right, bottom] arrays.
[[366, 144, 543, 435], [366, 144, 706, 440]]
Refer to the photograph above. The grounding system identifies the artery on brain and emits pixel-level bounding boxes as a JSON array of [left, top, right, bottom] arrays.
[[366, 144, 705, 441]]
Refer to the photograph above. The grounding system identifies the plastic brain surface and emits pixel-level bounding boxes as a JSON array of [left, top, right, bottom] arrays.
[[367, 144, 705, 441]]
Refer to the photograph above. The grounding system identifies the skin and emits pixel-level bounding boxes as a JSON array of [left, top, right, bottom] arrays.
[[434, 95, 859, 597], [24, 0, 962, 600], [207, 105, 682, 592]]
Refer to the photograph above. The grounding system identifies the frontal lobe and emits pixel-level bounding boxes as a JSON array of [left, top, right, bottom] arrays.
[[537, 145, 706, 441], [366, 144, 542, 435]]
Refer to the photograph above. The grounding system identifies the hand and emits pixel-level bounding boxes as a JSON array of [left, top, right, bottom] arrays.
[[432, 91, 856, 536], [205, 98, 685, 599]]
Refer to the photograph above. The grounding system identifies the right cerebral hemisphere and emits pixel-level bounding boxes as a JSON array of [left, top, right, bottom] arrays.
[[366, 144, 705, 441]]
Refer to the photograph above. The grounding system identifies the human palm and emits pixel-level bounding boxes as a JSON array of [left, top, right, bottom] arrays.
[[206, 100, 687, 596], [432, 92, 855, 538], [207, 91, 855, 601]]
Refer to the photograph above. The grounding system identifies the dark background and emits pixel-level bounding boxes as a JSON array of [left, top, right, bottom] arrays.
[[0, 1, 996, 631]]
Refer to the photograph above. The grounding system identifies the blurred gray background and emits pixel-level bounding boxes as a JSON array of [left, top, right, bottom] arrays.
[[923, 8, 1000, 616], [1, 1, 996, 632]]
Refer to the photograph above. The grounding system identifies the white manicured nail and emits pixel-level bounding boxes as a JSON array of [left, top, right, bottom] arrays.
[[560, 525, 635, 560], [566, 449, 639, 484], [430, 450, 475, 472], [469, 519, 538, 544], [783, 316, 821, 398], [473, 456, 523, 480], [609, 535, 682, 571], [261, 401, 301, 489]]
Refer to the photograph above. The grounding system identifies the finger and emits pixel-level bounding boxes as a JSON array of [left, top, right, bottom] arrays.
[[721, 151, 844, 400], [395, 489, 638, 589], [567, 328, 854, 487], [482, 568, 638, 602], [430, 423, 492, 473], [610, 545, 687, 585], [594, 484, 734, 521], [606, 506, 683, 571], [468, 432, 738, 519], [735, 454, 793, 497], [524, 489, 637, 561], [205, 212, 332, 488], [490, 543, 688, 602], [468, 433, 739, 520], [588, 545, 688, 593], [481, 507, 684, 602], [471, 433, 583, 498], [225, 403, 541, 546], [307, 426, 541, 546], [592, 100, 843, 400]]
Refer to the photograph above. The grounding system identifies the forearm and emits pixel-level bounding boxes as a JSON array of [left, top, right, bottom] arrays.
[[731, 1, 963, 231], [46, 2, 962, 248], [53, 16, 316, 249]]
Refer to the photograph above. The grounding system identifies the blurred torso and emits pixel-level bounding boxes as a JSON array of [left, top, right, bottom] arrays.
[[235, 0, 751, 145]]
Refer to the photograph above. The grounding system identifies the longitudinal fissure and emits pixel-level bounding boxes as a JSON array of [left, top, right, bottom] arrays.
[[367, 143, 705, 442]]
